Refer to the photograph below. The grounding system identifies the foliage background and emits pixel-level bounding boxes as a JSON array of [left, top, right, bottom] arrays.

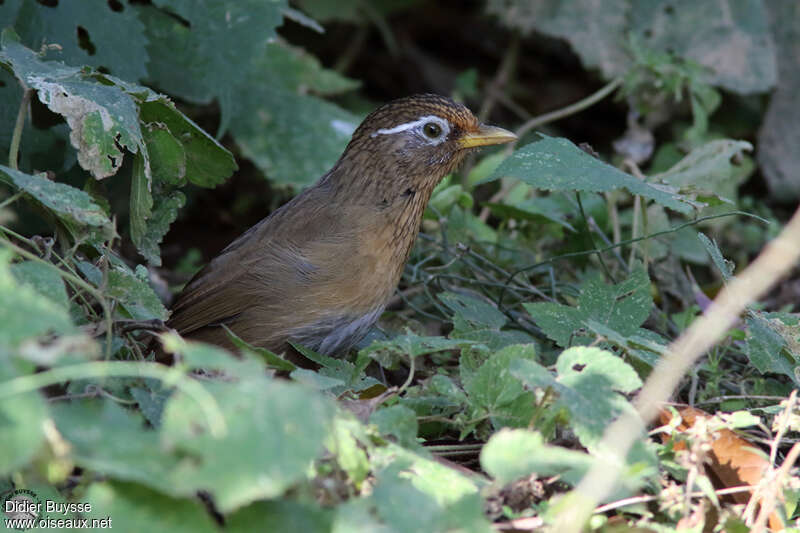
[[1, 0, 799, 531]]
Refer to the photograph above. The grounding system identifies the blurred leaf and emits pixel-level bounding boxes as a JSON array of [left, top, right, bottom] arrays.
[[757, 1, 800, 198], [487, 0, 777, 94], [486, 0, 631, 79], [481, 428, 594, 485], [11, 260, 69, 310], [0, 250, 75, 346], [130, 382, 171, 429], [524, 267, 653, 348], [629, 0, 776, 94], [84, 481, 217, 533], [487, 135, 694, 213], [440, 291, 535, 350], [0, 165, 113, 237], [370, 404, 418, 448], [5, 0, 149, 81], [161, 377, 334, 513], [227, 501, 332, 533], [0, 355, 48, 476], [0, 32, 143, 179], [654, 140, 754, 202]]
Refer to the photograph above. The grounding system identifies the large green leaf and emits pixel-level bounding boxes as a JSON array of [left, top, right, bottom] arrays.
[[487, 135, 694, 213], [161, 376, 334, 513], [6, 0, 149, 81], [0, 354, 48, 476]]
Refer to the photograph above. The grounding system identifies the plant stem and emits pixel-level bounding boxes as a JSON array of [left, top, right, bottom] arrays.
[[8, 87, 32, 171]]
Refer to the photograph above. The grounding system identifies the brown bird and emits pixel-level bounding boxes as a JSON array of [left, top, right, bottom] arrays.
[[167, 94, 516, 358]]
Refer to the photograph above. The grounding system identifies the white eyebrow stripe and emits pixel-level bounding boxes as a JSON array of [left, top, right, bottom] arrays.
[[370, 115, 448, 138]]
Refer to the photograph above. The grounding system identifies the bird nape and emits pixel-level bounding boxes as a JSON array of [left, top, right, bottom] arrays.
[[163, 94, 516, 363]]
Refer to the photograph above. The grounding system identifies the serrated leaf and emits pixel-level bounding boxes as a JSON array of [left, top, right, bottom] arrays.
[[0, 165, 114, 237], [745, 314, 799, 384], [511, 347, 641, 448], [0, 34, 143, 179], [524, 267, 653, 348], [487, 135, 694, 213], [461, 344, 537, 429], [131, 189, 186, 266], [105, 264, 167, 321]]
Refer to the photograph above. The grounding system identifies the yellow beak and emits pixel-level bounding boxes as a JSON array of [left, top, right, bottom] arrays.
[[458, 124, 517, 149]]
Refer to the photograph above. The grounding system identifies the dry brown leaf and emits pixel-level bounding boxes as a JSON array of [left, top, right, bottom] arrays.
[[659, 406, 782, 531]]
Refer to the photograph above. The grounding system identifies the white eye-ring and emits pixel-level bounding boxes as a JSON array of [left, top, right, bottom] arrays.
[[371, 115, 451, 145]]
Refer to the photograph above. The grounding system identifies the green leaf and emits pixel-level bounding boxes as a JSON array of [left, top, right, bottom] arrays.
[[0, 34, 143, 179], [223, 326, 297, 372], [745, 314, 799, 384], [370, 404, 419, 449], [139, 100, 236, 188], [487, 135, 694, 213], [134, 190, 186, 267], [439, 291, 535, 350], [230, 85, 359, 187], [0, 250, 75, 346], [226, 501, 332, 533], [11, 260, 69, 310], [0, 165, 114, 237], [84, 481, 217, 533], [486, 0, 631, 79], [524, 267, 653, 348], [141, 0, 288, 132], [510, 347, 642, 448], [161, 377, 334, 513], [654, 140, 754, 202], [0, 355, 48, 476], [461, 344, 537, 429], [697, 232, 734, 281], [142, 125, 187, 186], [104, 263, 168, 321], [8, 0, 149, 81], [480, 428, 594, 485], [129, 153, 153, 261]]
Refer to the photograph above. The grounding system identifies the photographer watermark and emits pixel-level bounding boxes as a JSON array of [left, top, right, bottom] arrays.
[[3, 488, 112, 530]]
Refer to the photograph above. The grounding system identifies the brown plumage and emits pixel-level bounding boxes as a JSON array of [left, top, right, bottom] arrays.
[[166, 94, 516, 357]]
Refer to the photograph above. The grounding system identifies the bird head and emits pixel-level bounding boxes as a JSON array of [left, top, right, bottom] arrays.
[[336, 94, 516, 197]]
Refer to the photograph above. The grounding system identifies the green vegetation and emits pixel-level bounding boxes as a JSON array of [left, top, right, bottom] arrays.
[[1, 1, 798, 531]]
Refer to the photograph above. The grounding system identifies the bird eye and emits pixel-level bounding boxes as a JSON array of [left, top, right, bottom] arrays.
[[422, 122, 443, 138]]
